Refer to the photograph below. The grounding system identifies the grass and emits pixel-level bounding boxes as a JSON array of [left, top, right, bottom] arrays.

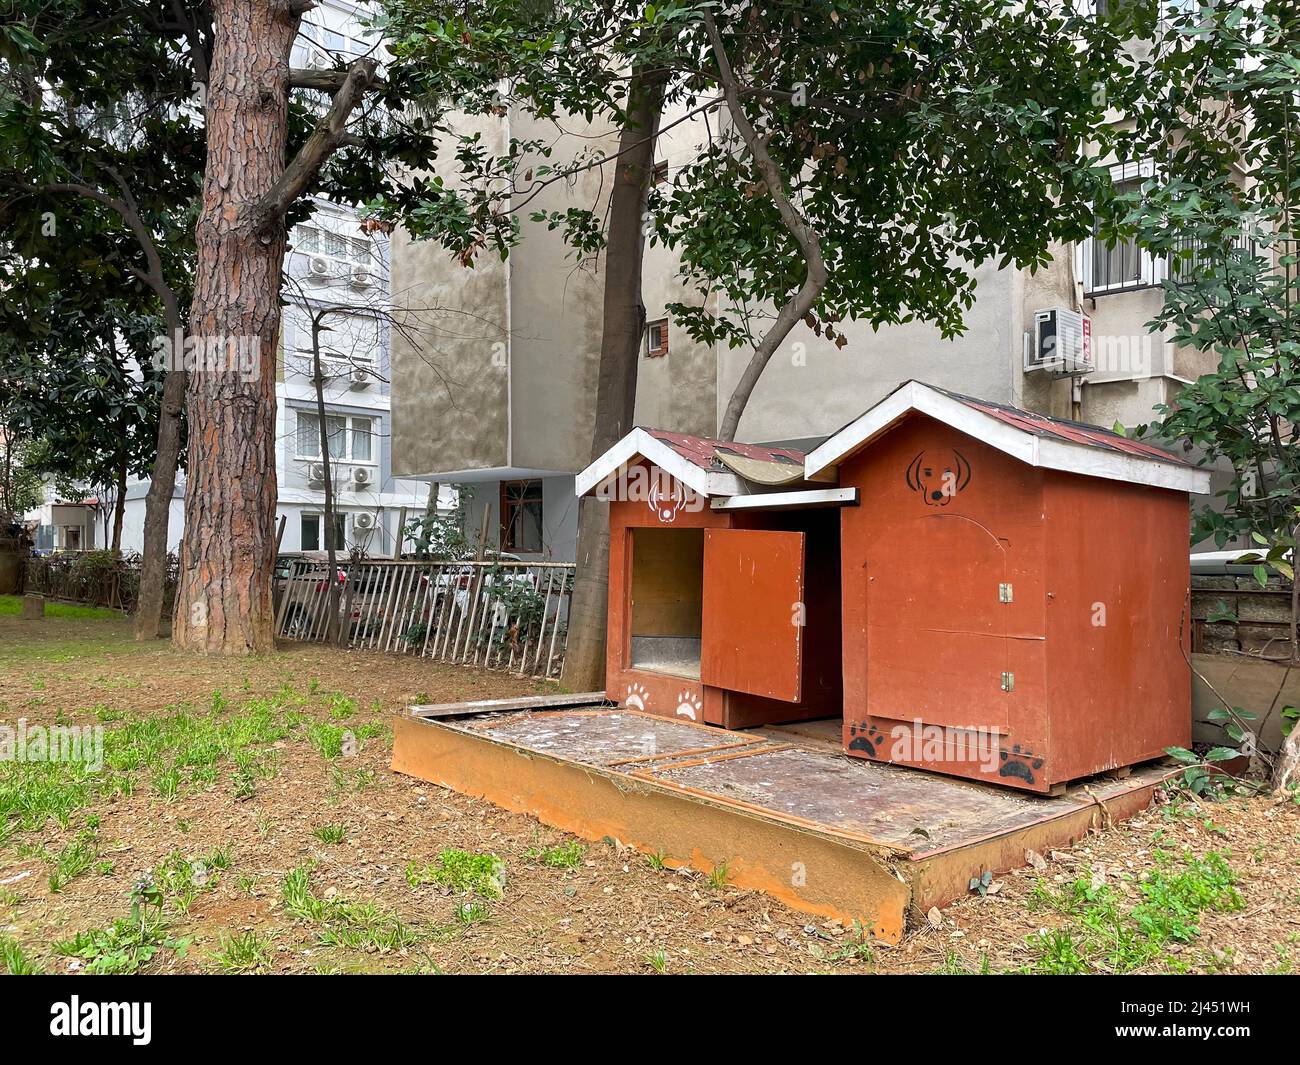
[[48, 828, 98, 892], [525, 841, 585, 869], [281, 865, 422, 953], [214, 930, 272, 974], [0, 935, 41, 974], [0, 683, 370, 842], [0, 595, 121, 620], [1025, 847, 1244, 974], [406, 849, 506, 898], [155, 848, 229, 914], [313, 824, 347, 845]]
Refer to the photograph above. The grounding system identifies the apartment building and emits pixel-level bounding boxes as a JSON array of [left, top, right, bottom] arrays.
[[117, 1, 441, 558]]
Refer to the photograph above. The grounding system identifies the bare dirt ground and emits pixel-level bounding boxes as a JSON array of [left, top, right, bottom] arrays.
[[1, 612, 1297, 975]]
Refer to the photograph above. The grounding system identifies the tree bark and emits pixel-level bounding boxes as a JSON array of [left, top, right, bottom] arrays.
[[560, 64, 667, 693], [172, 0, 299, 654]]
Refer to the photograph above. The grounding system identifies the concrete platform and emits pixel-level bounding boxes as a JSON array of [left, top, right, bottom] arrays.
[[391, 701, 1173, 942]]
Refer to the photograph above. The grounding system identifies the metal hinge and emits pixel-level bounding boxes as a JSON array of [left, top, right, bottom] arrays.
[[1001, 671, 1015, 692], [998, 583, 1013, 603]]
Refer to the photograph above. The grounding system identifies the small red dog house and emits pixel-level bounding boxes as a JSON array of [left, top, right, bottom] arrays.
[[806, 382, 1209, 793], [575, 428, 853, 730], [578, 382, 1210, 794]]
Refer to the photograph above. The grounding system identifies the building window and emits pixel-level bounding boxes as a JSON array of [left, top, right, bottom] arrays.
[[1080, 161, 1157, 296], [295, 412, 376, 463], [301, 512, 347, 552], [291, 224, 372, 267], [647, 318, 669, 358], [500, 480, 543, 554]]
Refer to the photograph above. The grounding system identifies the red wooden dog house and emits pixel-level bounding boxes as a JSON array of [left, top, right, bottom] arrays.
[[576, 381, 1210, 793], [575, 427, 852, 730]]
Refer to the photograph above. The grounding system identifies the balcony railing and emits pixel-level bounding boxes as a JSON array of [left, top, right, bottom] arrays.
[[1081, 231, 1260, 297]]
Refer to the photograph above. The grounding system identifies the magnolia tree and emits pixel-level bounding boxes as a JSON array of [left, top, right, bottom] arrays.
[[1104, 1, 1300, 791]]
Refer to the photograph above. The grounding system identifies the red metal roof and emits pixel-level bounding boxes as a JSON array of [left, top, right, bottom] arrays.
[[643, 428, 806, 472], [925, 385, 1194, 467]]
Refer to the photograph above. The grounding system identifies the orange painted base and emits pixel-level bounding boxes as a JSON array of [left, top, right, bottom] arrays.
[[391, 707, 1171, 940]]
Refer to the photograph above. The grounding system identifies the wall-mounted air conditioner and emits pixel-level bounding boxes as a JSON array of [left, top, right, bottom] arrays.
[[307, 255, 330, 279], [351, 467, 373, 488], [348, 366, 371, 389], [307, 462, 326, 486], [1027, 307, 1093, 375], [353, 511, 377, 531], [350, 265, 373, 289]]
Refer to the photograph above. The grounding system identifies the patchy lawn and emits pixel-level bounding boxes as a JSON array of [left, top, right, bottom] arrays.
[[0, 613, 1297, 974]]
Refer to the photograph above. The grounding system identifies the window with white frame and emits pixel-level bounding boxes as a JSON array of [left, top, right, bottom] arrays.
[[291, 223, 372, 267], [1079, 159, 1259, 297], [295, 411, 376, 463], [1080, 161, 1157, 296], [301, 511, 347, 552]]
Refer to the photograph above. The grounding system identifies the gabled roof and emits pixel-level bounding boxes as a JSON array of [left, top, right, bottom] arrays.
[[575, 427, 807, 499], [804, 381, 1210, 494]]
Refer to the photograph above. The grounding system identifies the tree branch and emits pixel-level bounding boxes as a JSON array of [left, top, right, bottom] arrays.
[[288, 68, 350, 92], [248, 57, 379, 234], [705, 14, 827, 442]]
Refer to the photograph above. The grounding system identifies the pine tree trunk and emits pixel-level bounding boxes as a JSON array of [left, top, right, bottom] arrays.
[[172, 0, 297, 654], [561, 66, 666, 692]]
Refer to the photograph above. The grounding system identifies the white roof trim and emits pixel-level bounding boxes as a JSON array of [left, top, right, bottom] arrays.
[[804, 381, 1211, 495], [574, 428, 745, 499], [710, 487, 859, 511]]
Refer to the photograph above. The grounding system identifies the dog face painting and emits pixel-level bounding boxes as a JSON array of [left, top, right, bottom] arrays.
[[905, 449, 972, 506]]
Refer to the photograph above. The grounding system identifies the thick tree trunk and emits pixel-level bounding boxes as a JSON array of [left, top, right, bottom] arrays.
[[561, 65, 666, 693], [172, 0, 297, 654]]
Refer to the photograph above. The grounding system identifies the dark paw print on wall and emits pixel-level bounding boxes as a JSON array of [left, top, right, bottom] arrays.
[[848, 721, 887, 757], [998, 744, 1044, 784]]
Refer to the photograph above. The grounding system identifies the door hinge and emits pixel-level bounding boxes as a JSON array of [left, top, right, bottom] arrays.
[[998, 583, 1013, 603], [1000, 671, 1015, 692]]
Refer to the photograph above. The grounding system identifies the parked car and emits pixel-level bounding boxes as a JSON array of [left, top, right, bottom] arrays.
[[275, 553, 386, 640]]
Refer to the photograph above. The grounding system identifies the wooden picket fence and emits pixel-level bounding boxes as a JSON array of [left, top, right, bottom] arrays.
[[273, 558, 574, 679]]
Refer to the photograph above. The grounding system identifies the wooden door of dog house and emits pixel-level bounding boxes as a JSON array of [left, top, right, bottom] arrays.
[[865, 513, 1011, 734], [700, 529, 805, 703]]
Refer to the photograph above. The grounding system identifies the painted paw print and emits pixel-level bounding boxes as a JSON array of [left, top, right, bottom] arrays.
[[847, 720, 886, 757], [675, 692, 702, 721], [625, 682, 650, 712], [998, 744, 1045, 784]]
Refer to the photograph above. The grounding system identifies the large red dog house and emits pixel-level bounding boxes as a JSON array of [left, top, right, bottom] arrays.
[[576, 381, 1209, 793]]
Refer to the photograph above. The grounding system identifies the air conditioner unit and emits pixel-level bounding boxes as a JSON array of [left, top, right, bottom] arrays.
[[307, 255, 331, 279], [351, 466, 373, 488], [348, 366, 372, 389], [353, 512, 377, 531], [1028, 307, 1093, 375], [350, 265, 373, 289], [307, 462, 326, 486]]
